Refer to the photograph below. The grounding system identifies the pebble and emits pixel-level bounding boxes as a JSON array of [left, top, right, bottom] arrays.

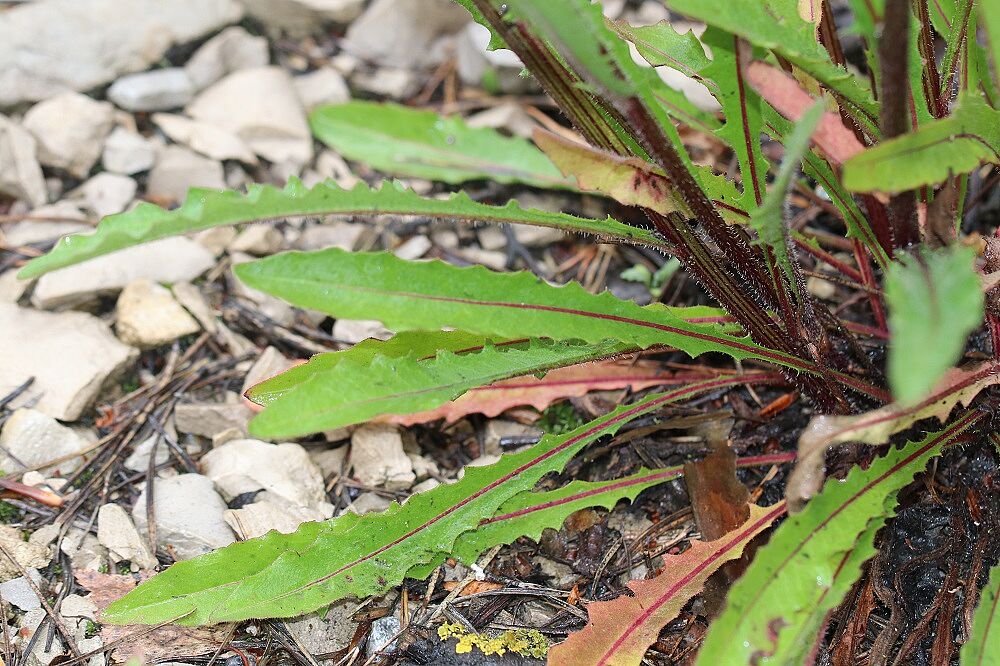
[[367, 614, 402, 659], [223, 500, 327, 539], [146, 145, 226, 203], [455, 22, 532, 94], [294, 222, 365, 251], [0, 269, 29, 304], [310, 446, 348, 478], [0, 115, 47, 206], [108, 68, 195, 112], [484, 419, 543, 455], [285, 601, 360, 659], [59, 593, 98, 620], [332, 318, 392, 344], [124, 434, 170, 472], [349, 424, 415, 491], [241, 0, 365, 36], [152, 113, 258, 164], [347, 492, 392, 515], [228, 225, 285, 255], [0, 569, 42, 612], [241, 346, 296, 395], [32, 236, 215, 309], [201, 439, 328, 508], [229, 254, 297, 325], [70, 172, 137, 218], [0, 0, 244, 106], [115, 278, 200, 348], [344, 0, 468, 68], [0, 304, 137, 420], [60, 528, 106, 572], [193, 226, 238, 257], [22, 92, 114, 178], [411, 478, 440, 494], [186, 67, 313, 165], [132, 473, 235, 560], [0, 525, 51, 582], [174, 402, 253, 439], [466, 102, 538, 139], [0, 408, 93, 475], [351, 67, 419, 100], [807, 275, 837, 300], [185, 26, 270, 91], [7, 203, 88, 245], [293, 67, 350, 110], [171, 281, 218, 333], [101, 127, 157, 175], [392, 235, 432, 260], [97, 503, 158, 570]]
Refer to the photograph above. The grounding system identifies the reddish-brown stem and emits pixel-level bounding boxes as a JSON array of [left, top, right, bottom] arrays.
[[853, 239, 889, 334], [794, 237, 865, 282]]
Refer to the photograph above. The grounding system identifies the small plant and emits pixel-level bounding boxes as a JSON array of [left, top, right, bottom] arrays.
[[20, 0, 1000, 662]]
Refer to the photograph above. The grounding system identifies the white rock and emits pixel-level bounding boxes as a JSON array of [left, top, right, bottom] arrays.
[[240, 0, 365, 36], [310, 446, 348, 478], [0, 526, 51, 582], [349, 424, 415, 491], [193, 226, 238, 256], [344, 0, 468, 68], [0, 306, 136, 420], [241, 346, 296, 395], [70, 172, 137, 218], [186, 67, 313, 165], [174, 402, 253, 438], [333, 318, 392, 344], [346, 492, 391, 515], [0, 115, 46, 206], [4, 203, 88, 245], [0, 270, 29, 304], [22, 93, 113, 178], [0, 569, 42, 612], [59, 594, 98, 620], [229, 253, 296, 325], [0, 408, 92, 475], [484, 419, 542, 455], [101, 127, 156, 175], [32, 236, 215, 309], [146, 145, 226, 203], [60, 528, 106, 572], [454, 22, 531, 93], [807, 275, 837, 300], [411, 478, 440, 494], [367, 615, 401, 658], [132, 474, 235, 560], [201, 439, 327, 508], [406, 453, 439, 481], [466, 103, 538, 138], [115, 279, 200, 348], [185, 26, 270, 91], [223, 500, 326, 539], [151, 113, 258, 164], [124, 434, 170, 472], [351, 67, 419, 100], [229, 225, 284, 255], [393, 235, 431, 260], [108, 68, 194, 112], [286, 602, 360, 658], [172, 281, 217, 333], [97, 503, 158, 570], [295, 222, 365, 251], [0, 0, 244, 106], [293, 68, 350, 110]]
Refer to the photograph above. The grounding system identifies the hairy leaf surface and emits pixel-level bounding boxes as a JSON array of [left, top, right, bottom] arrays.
[[885, 246, 984, 403], [551, 503, 785, 666], [698, 412, 984, 664], [104, 377, 753, 626], [963, 560, 1000, 666], [843, 95, 1000, 193], [787, 361, 1000, 508], [234, 248, 809, 371], [308, 102, 571, 187], [19, 180, 658, 279]]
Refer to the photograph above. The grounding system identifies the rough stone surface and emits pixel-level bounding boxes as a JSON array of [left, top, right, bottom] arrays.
[[60, 528, 106, 572], [0, 525, 51, 582], [0, 408, 92, 475], [0, 0, 244, 106], [152, 113, 258, 164], [97, 503, 158, 569], [229, 225, 284, 255], [6, 203, 88, 245], [69, 172, 137, 218], [310, 446, 348, 478], [286, 602, 360, 658], [22, 92, 114, 177], [0, 115, 46, 206], [332, 318, 392, 344], [0, 305, 136, 420], [101, 126, 156, 174], [108, 68, 195, 111], [223, 500, 327, 539], [347, 492, 391, 515], [174, 402, 253, 439], [32, 237, 215, 309], [294, 67, 350, 110], [241, 346, 296, 394], [0, 570, 42, 612], [146, 145, 226, 203], [132, 474, 235, 560], [294, 222, 365, 251], [115, 279, 200, 348], [241, 0, 365, 36], [349, 424, 415, 491], [483, 420, 543, 456], [172, 281, 218, 333], [185, 26, 270, 90], [201, 439, 327, 508], [367, 614, 401, 659], [60, 594, 98, 620], [344, 0, 468, 68], [186, 67, 313, 165], [124, 434, 170, 472]]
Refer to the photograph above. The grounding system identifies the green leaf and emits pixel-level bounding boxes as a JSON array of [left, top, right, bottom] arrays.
[[983, 2, 1000, 91], [233, 248, 811, 373], [308, 102, 571, 187], [104, 376, 749, 626], [843, 94, 1000, 193], [19, 179, 660, 279], [885, 245, 984, 403], [963, 560, 1000, 666], [697, 411, 984, 665], [751, 102, 824, 299], [248, 338, 629, 438], [665, 0, 878, 130]]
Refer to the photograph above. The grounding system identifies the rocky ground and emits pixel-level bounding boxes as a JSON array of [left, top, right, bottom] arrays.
[[0, 1, 720, 664]]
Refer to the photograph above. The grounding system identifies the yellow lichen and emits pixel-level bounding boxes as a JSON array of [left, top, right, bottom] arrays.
[[436, 621, 548, 658]]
